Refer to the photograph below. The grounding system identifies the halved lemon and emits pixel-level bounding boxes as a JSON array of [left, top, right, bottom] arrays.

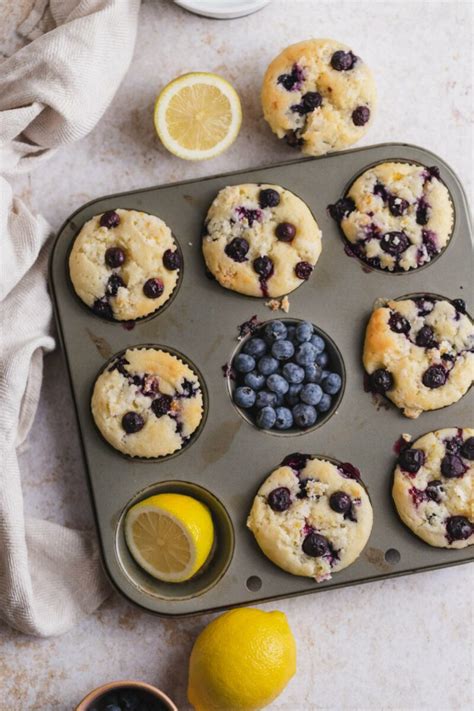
[[124, 493, 214, 583], [154, 72, 242, 161]]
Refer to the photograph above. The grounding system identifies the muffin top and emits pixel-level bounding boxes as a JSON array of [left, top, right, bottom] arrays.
[[363, 297, 474, 418], [247, 454, 373, 582], [202, 183, 322, 298], [69, 208, 181, 321], [393, 428, 473, 548], [330, 162, 454, 272], [91, 347, 203, 458], [261, 38, 376, 155]]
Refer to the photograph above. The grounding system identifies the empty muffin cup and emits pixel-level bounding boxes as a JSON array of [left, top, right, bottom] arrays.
[[91, 344, 208, 460], [227, 318, 346, 435], [116, 481, 234, 601]]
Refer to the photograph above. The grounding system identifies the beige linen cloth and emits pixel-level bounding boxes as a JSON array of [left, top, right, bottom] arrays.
[[0, 0, 141, 636]]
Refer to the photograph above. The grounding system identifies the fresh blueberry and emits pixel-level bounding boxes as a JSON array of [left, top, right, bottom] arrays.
[[369, 368, 394, 393], [274, 407, 294, 430], [256, 406, 277, 429], [295, 321, 313, 342], [317, 393, 332, 412], [302, 532, 329, 557], [380, 231, 410, 255], [163, 249, 181, 270], [294, 261, 313, 280], [253, 256, 274, 278], [143, 277, 164, 299], [304, 363, 323, 383], [328, 197, 356, 222], [267, 486, 291, 511], [106, 274, 125, 297], [352, 105, 370, 126], [461, 437, 474, 460], [271, 339, 295, 361], [264, 320, 287, 342], [105, 246, 125, 268], [441, 454, 467, 478], [275, 222, 296, 242], [398, 448, 425, 474], [257, 355, 279, 376], [243, 337, 267, 358], [309, 334, 325, 353], [329, 491, 352, 514], [295, 342, 317, 366], [293, 403, 317, 428], [286, 325, 297, 341], [225, 237, 249, 262], [286, 383, 303, 406], [122, 412, 144, 434], [322, 372, 342, 395], [233, 353, 256, 373], [234, 386, 256, 409], [99, 210, 120, 228], [388, 195, 409, 217], [446, 516, 473, 541], [300, 383, 323, 406], [422, 364, 447, 389], [255, 390, 277, 409], [330, 50, 356, 71], [282, 362, 305, 383], [315, 351, 329, 367], [416, 326, 437, 348], [151, 394, 172, 417], [259, 188, 280, 208], [273, 391, 284, 407], [266, 373, 289, 395], [244, 371, 266, 390]]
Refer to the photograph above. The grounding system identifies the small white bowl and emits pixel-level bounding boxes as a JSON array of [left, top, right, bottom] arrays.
[[173, 0, 271, 20]]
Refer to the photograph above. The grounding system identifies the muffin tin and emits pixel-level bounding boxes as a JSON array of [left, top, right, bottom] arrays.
[[49, 142, 473, 616]]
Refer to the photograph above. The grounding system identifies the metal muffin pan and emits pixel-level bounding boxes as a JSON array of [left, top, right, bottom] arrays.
[[49, 143, 473, 616]]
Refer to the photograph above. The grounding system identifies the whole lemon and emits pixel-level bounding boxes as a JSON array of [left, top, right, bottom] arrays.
[[187, 607, 296, 711]]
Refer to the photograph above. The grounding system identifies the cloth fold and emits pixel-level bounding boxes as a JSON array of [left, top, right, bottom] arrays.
[[0, 0, 141, 637]]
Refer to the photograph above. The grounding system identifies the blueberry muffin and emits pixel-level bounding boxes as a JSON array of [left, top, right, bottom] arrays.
[[69, 209, 181, 321], [247, 454, 373, 582], [363, 297, 474, 418], [329, 162, 454, 272], [202, 184, 322, 297], [91, 347, 204, 458], [393, 428, 473, 548], [261, 38, 376, 155]]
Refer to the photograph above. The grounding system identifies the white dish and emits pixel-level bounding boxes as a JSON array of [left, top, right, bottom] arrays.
[[173, 0, 271, 20]]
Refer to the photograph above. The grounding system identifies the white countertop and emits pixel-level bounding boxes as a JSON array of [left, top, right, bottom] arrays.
[[2, 1, 473, 709]]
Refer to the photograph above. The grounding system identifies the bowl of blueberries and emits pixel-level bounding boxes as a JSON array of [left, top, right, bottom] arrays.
[[228, 318, 345, 434], [75, 681, 177, 711]]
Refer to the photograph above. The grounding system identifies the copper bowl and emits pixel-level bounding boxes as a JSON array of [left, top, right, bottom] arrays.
[[75, 680, 178, 710]]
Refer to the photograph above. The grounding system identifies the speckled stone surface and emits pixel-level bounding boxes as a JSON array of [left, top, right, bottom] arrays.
[[1, 1, 472, 709]]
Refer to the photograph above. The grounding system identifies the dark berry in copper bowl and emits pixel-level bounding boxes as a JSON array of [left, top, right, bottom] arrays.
[[163, 249, 181, 270], [143, 278, 164, 299], [267, 487, 292, 512], [259, 188, 280, 209], [302, 532, 330, 557], [99, 210, 120, 229], [105, 247, 125, 268], [352, 106, 370, 126], [121, 411, 144, 433], [398, 448, 425, 474], [225, 237, 249, 262], [368, 368, 394, 394], [422, 364, 447, 389]]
